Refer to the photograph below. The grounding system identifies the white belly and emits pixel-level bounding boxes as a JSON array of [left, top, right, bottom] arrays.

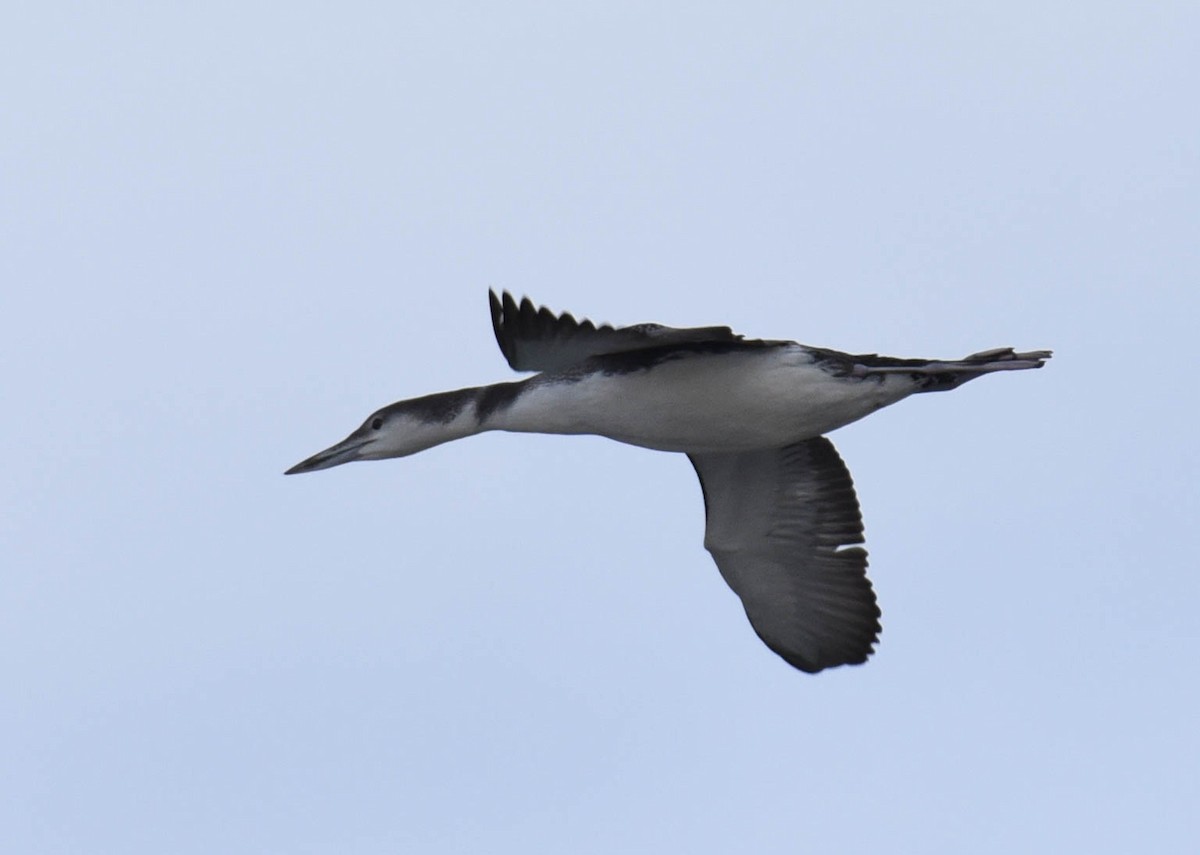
[[496, 346, 917, 453]]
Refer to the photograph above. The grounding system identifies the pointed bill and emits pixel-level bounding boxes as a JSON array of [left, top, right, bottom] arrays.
[[285, 434, 373, 474]]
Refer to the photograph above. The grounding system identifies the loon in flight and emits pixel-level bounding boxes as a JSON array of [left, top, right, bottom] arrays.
[[287, 291, 1050, 674]]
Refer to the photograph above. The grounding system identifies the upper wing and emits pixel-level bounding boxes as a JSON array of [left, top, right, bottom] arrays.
[[689, 437, 881, 673], [489, 289, 742, 373]]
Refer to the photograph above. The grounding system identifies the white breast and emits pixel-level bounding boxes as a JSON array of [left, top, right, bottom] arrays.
[[491, 346, 918, 453]]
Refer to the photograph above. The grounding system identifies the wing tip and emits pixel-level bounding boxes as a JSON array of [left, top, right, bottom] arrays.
[[488, 288, 520, 369], [769, 630, 880, 674]]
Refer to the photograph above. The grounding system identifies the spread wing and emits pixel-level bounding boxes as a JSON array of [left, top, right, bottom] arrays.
[[489, 289, 742, 373], [689, 437, 881, 673]]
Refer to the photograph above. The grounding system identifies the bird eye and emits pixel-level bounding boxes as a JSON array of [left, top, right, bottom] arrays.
[[371, 417, 383, 430]]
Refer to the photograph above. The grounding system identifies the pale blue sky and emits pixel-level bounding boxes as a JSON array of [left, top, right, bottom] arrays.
[[3, 3, 1197, 853]]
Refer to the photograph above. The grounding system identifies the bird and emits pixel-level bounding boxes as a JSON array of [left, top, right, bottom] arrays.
[[287, 290, 1050, 674]]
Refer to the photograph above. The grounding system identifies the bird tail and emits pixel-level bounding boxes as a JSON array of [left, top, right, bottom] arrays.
[[853, 348, 1052, 393]]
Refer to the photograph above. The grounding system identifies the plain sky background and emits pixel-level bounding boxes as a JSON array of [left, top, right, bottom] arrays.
[[3, 3, 1197, 853]]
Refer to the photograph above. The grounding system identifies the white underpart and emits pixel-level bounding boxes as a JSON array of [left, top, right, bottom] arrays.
[[486, 346, 916, 453]]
